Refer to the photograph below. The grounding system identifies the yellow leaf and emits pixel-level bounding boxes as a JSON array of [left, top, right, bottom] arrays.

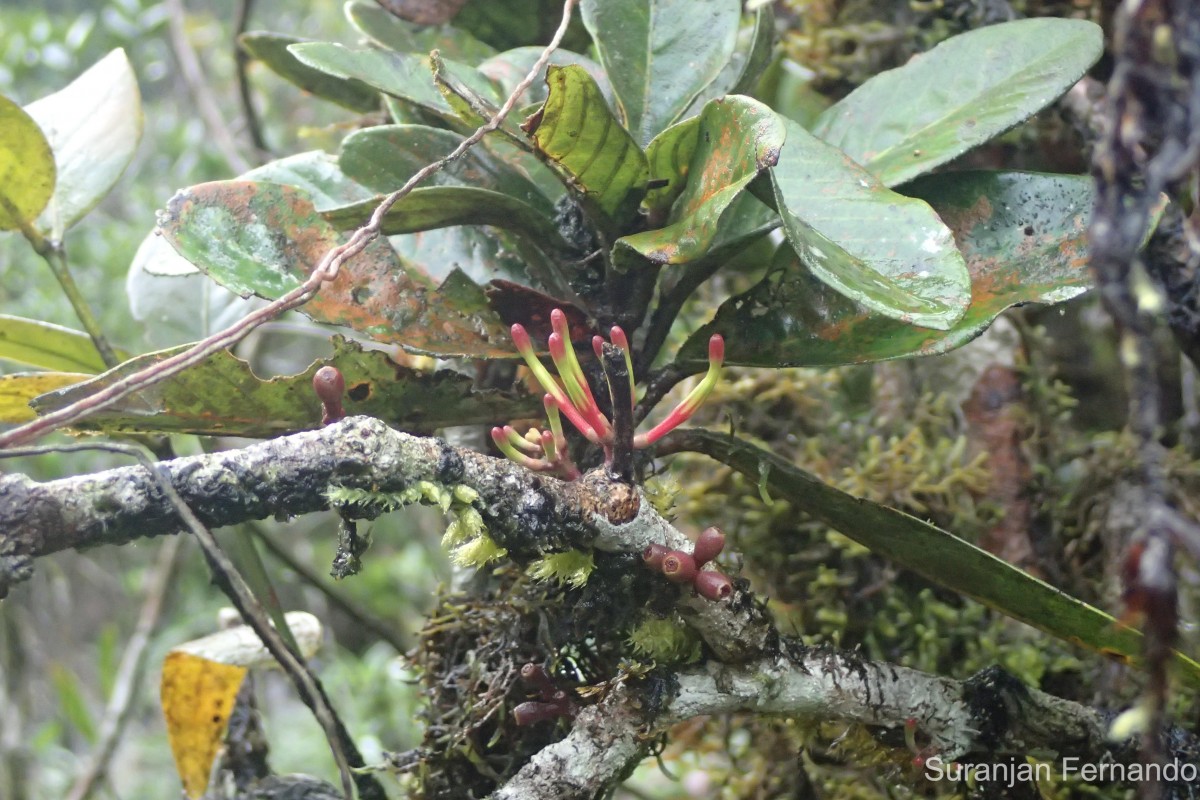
[[161, 651, 247, 799], [0, 372, 88, 422], [0, 94, 55, 230]]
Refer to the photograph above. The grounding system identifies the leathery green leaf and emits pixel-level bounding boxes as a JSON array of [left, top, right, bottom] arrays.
[[770, 117, 969, 330], [683, 3, 776, 114], [31, 337, 536, 437], [239, 33, 381, 112], [339, 124, 553, 215], [616, 96, 783, 267], [640, 116, 699, 220], [479, 46, 612, 110], [681, 171, 1093, 368], [814, 18, 1103, 187], [0, 315, 117, 373], [289, 43, 499, 125], [677, 430, 1200, 689], [343, 0, 496, 63], [23, 49, 142, 235], [581, 0, 740, 145], [333, 124, 564, 247], [322, 187, 565, 248], [157, 180, 514, 358], [524, 64, 648, 226], [0, 95, 55, 231]]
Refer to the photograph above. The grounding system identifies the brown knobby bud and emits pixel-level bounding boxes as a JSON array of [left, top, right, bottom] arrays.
[[312, 366, 346, 425], [513, 700, 567, 726], [661, 550, 697, 584], [692, 526, 726, 566], [693, 570, 733, 601], [519, 663, 557, 700]]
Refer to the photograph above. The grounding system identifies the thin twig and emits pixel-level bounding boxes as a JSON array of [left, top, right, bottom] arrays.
[[0, 0, 579, 451], [247, 522, 411, 654], [233, 0, 269, 157], [0, 194, 120, 369], [65, 535, 184, 800], [164, 0, 251, 173], [0, 442, 378, 800]]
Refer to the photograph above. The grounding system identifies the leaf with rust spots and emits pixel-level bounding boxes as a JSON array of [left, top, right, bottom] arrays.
[[31, 336, 537, 437], [484, 280, 595, 344], [157, 180, 515, 358], [679, 171, 1094, 368], [614, 96, 783, 271]]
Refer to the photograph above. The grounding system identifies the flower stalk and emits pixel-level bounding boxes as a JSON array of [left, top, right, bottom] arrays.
[[498, 311, 724, 476]]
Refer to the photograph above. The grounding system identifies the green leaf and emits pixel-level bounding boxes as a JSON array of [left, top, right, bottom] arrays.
[[524, 65, 648, 226], [770, 117, 969, 330], [157, 180, 514, 358], [243, 151, 375, 211], [240, 33, 381, 113], [813, 18, 1103, 187], [0, 315, 115, 373], [344, 0, 497, 62], [479, 46, 613, 110], [640, 116, 699, 220], [322, 187, 565, 247], [0, 95, 55, 231], [391, 225, 561, 292], [615, 96, 783, 267], [581, 0, 741, 145], [289, 43, 499, 125], [24, 49, 142, 236], [682, 171, 1093, 368], [677, 430, 1200, 689], [339, 124, 553, 215], [452, 0, 592, 52], [0, 372, 89, 423], [31, 337, 536, 437], [683, 3, 776, 114]]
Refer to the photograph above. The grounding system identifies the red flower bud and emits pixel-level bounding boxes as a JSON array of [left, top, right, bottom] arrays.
[[643, 543, 669, 571], [661, 550, 697, 584], [692, 526, 725, 566], [694, 570, 733, 601], [312, 366, 345, 425]]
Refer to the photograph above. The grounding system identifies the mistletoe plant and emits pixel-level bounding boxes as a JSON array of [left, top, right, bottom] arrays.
[[8, 0, 1190, 693]]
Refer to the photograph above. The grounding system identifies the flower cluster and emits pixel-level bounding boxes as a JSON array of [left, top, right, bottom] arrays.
[[644, 526, 732, 601], [491, 308, 724, 479]]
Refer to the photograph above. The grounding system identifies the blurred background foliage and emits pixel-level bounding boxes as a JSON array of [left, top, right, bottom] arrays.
[[0, 1, 446, 796]]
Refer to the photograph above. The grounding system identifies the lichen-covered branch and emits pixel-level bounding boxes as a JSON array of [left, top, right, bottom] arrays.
[[493, 651, 1199, 800], [0, 416, 694, 598]]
